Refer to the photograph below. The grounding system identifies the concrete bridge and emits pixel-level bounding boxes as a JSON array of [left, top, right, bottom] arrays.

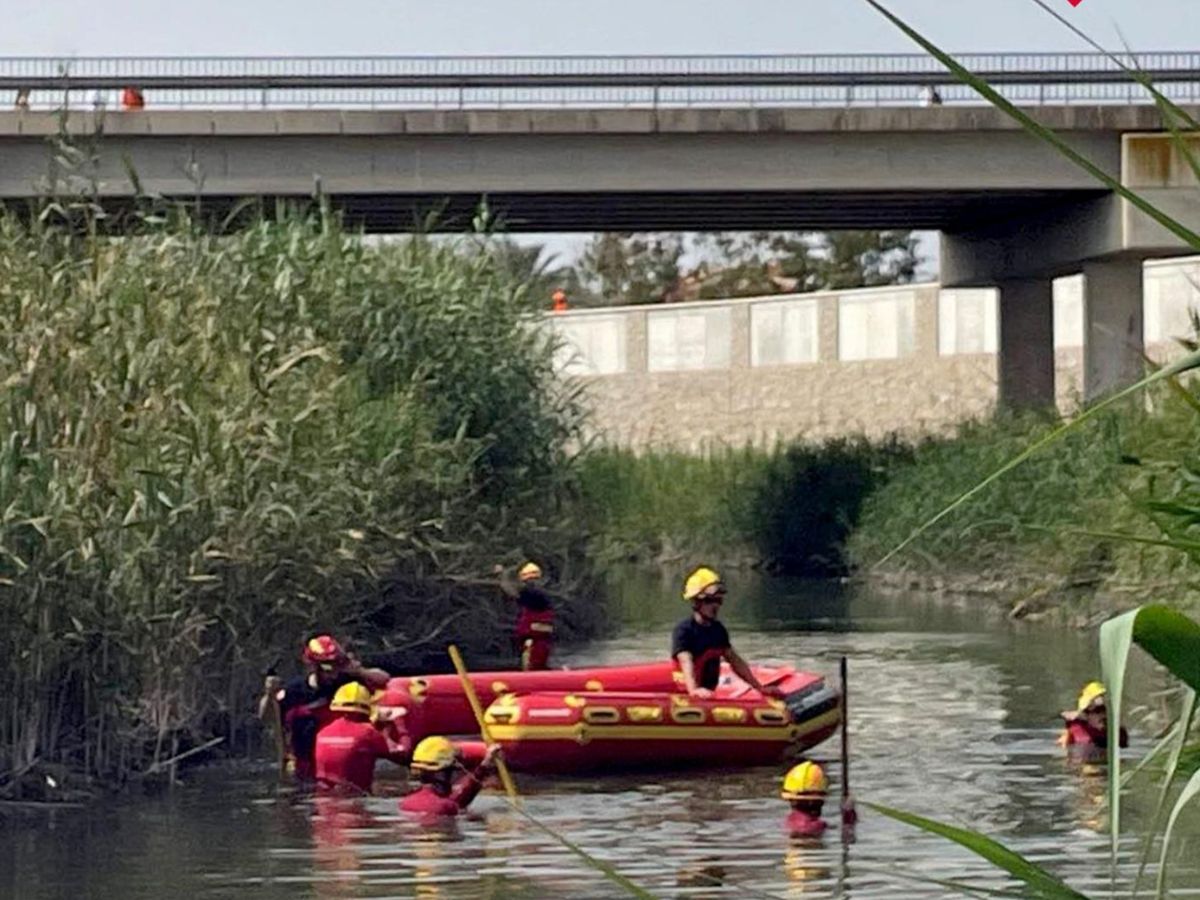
[[1, 54, 1198, 409]]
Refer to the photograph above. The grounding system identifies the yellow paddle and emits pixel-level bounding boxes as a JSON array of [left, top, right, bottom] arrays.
[[446, 647, 658, 899], [447, 643, 520, 804]]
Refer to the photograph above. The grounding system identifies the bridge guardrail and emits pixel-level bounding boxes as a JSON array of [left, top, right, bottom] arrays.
[[0, 52, 1197, 110]]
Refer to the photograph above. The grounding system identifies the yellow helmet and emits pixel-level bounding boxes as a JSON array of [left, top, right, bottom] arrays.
[[683, 566, 723, 602], [329, 682, 373, 716], [518, 561, 543, 582], [781, 761, 828, 800], [1076, 681, 1107, 712], [411, 736, 458, 772]]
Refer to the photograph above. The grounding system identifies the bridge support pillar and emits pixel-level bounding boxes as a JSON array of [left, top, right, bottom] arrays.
[[997, 278, 1055, 411], [1081, 259, 1144, 402]]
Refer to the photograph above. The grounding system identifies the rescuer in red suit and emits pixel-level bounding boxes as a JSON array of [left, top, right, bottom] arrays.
[[781, 761, 829, 838], [1059, 681, 1128, 756], [496, 561, 556, 670], [260, 634, 390, 780], [399, 737, 498, 817], [314, 682, 392, 794]]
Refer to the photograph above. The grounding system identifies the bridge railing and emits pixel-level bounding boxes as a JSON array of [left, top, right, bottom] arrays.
[[1, 53, 1198, 110]]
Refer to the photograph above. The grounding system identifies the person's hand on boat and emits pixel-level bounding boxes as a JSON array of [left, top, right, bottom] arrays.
[[761, 684, 787, 700], [688, 686, 714, 699]]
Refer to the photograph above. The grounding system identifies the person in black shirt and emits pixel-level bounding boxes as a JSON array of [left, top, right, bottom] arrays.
[[260, 634, 390, 778], [672, 566, 783, 699]]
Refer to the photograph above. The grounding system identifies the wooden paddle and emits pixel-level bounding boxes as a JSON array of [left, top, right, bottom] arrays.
[[447, 643, 520, 805]]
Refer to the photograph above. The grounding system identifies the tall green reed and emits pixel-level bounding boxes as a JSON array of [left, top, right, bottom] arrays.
[[0, 183, 594, 790]]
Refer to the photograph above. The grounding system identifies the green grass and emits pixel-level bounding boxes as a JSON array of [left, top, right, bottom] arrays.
[[848, 391, 1200, 612]]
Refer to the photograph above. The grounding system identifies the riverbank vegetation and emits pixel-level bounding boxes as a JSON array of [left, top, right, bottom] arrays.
[[0, 197, 600, 797], [848, 389, 1200, 616], [579, 438, 911, 576], [581, 374, 1200, 618]]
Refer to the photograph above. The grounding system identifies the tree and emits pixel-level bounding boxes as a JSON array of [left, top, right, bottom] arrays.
[[575, 232, 684, 305], [562, 229, 921, 307], [811, 230, 919, 290], [471, 236, 598, 309]]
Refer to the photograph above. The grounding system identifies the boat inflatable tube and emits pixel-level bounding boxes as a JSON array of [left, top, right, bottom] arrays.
[[373, 660, 840, 771]]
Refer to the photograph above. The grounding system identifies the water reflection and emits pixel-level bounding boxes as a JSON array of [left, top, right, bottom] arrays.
[[4, 573, 1197, 899]]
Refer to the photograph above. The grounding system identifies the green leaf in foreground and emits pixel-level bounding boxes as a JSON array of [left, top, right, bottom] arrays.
[[1134, 688, 1195, 897], [1101, 606, 1200, 864], [1154, 768, 1200, 900], [867, 803, 1091, 899]]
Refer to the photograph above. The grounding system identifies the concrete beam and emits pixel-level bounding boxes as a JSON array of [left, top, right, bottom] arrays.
[[1082, 259, 1145, 401], [997, 278, 1055, 411], [940, 196, 1124, 286], [0, 105, 1194, 138]]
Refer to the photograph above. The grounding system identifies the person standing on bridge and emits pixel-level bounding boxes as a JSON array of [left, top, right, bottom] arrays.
[[672, 566, 784, 700], [551, 288, 568, 313], [121, 86, 145, 110]]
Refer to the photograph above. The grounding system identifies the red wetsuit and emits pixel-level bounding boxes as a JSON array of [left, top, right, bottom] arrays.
[[315, 714, 390, 794], [786, 810, 828, 838], [399, 771, 488, 817], [1061, 720, 1129, 750], [514, 585, 555, 671], [277, 674, 359, 779]]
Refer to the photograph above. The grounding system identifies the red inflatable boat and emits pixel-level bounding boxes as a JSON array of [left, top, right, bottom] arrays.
[[374, 660, 840, 772]]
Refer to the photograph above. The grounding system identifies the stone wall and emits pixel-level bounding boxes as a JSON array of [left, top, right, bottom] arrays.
[[553, 285, 997, 451], [550, 259, 1200, 453]]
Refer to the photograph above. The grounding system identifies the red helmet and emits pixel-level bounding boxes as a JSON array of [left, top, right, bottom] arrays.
[[303, 634, 347, 668]]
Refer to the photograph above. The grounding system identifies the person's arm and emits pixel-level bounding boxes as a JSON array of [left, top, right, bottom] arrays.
[[258, 675, 283, 719], [492, 564, 520, 600], [448, 747, 498, 809], [344, 658, 390, 690], [725, 647, 784, 698], [369, 727, 392, 762], [675, 651, 711, 699]]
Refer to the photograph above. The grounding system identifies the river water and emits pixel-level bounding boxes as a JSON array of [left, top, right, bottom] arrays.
[[4, 572, 1198, 899]]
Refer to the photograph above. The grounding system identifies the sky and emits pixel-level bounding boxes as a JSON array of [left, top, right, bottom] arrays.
[[1, 0, 1192, 276], [0, 0, 1194, 57]]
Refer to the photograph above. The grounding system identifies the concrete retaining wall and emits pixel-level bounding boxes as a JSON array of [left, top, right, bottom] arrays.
[[553, 256, 1200, 452]]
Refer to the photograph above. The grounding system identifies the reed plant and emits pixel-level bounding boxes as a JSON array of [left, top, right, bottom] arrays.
[[0, 188, 594, 792], [576, 446, 766, 565]]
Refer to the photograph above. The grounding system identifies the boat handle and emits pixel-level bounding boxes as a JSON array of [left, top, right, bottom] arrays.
[[582, 707, 620, 724]]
